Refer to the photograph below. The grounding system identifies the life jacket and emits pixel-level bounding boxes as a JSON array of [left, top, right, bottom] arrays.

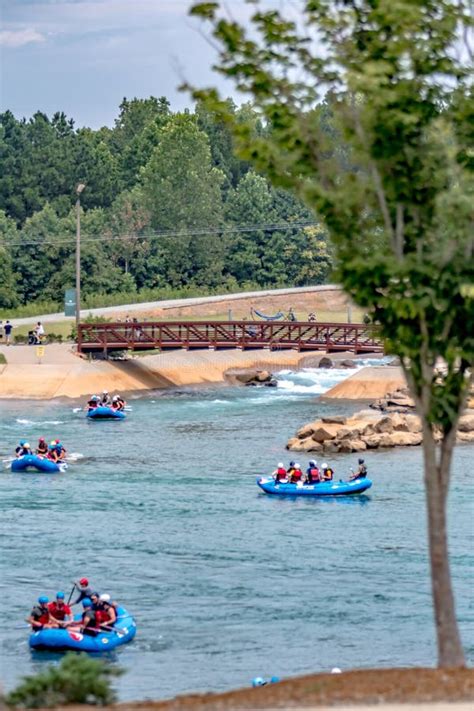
[[275, 467, 287, 481], [37, 442, 48, 455], [31, 605, 49, 626], [358, 465, 367, 478], [82, 609, 97, 629], [94, 608, 109, 626], [307, 467, 320, 483], [48, 601, 71, 621], [290, 469, 303, 482], [88, 400, 97, 409]]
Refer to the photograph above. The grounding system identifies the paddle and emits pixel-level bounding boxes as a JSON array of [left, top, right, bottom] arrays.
[[67, 583, 76, 605]]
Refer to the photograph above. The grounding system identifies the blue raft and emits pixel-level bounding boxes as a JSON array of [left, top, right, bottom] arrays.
[[257, 476, 372, 497], [11, 455, 63, 474], [87, 406, 126, 420], [29, 606, 136, 652]]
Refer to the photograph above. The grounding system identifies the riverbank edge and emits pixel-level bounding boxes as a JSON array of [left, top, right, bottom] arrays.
[[0, 350, 385, 401], [37, 667, 474, 711]]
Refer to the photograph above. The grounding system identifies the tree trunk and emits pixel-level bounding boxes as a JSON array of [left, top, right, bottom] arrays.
[[422, 430, 466, 667]]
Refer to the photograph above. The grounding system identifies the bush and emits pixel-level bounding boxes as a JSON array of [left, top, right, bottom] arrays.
[[5, 653, 123, 708], [46, 333, 64, 344], [14, 335, 27, 345]]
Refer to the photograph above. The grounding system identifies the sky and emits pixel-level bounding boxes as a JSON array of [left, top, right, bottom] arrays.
[[0, 0, 268, 128]]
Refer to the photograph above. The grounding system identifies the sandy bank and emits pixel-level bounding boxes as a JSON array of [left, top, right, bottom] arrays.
[[0, 348, 328, 400], [324, 366, 405, 399], [46, 668, 473, 711]]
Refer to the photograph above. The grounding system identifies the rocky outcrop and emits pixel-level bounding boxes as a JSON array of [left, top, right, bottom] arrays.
[[287, 407, 474, 452], [233, 369, 277, 387], [318, 356, 333, 368], [371, 386, 416, 413]]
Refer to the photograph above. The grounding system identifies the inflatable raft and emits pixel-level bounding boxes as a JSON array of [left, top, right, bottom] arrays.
[[29, 606, 136, 652], [11, 455, 63, 474], [87, 406, 125, 420], [257, 476, 372, 497]]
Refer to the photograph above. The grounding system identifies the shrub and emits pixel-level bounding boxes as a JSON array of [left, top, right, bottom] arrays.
[[5, 653, 123, 708], [13, 335, 27, 345]]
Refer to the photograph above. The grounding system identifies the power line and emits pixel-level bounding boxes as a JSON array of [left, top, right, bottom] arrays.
[[0, 221, 319, 248]]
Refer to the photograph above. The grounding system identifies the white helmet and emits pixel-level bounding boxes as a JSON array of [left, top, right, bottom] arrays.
[[277, 462, 284, 468], [24, 442, 30, 448], [295, 463, 301, 468], [99, 593, 111, 602], [103, 390, 108, 394], [322, 462, 328, 469]]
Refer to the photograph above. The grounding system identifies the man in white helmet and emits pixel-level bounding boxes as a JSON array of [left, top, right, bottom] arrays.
[[271, 462, 287, 482], [321, 462, 334, 481]]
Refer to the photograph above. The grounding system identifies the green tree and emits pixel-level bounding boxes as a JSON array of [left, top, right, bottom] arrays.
[[140, 114, 226, 286], [189, 0, 473, 667], [0, 210, 19, 307], [6, 653, 123, 708]]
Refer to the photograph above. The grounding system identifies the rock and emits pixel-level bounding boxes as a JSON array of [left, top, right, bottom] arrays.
[[306, 441, 324, 452], [235, 371, 259, 384], [363, 434, 383, 448], [378, 432, 396, 447], [323, 441, 341, 454], [296, 422, 317, 439], [311, 425, 339, 443], [318, 356, 333, 369], [457, 431, 474, 442], [458, 414, 474, 432], [370, 398, 388, 411], [385, 431, 423, 446], [405, 414, 422, 433], [390, 413, 409, 431], [287, 437, 314, 451], [340, 359, 356, 368], [338, 438, 367, 453], [235, 369, 272, 385], [321, 415, 347, 425], [255, 370, 272, 383], [375, 416, 394, 434], [265, 379, 278, 387]]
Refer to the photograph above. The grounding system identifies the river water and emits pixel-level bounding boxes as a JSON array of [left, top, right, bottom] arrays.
[[0, 364, 473, 700]]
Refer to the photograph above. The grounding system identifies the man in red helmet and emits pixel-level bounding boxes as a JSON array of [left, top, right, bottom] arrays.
[[71, 577, 93, 605]]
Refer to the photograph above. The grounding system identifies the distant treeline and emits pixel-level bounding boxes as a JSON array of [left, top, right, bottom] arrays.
[[0, 98, 333, 309]]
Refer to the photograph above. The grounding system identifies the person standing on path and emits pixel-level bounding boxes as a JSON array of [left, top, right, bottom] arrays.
[[4, 320, 13, 345]]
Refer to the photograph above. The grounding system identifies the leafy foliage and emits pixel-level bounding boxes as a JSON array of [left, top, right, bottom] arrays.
[[0, 100, 332, 309], [188, 0, 473, 668], [5, 653, 123, 708]]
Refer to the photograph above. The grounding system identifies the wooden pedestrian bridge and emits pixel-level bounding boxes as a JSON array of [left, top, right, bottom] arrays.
[[77, 320, 383, 356]]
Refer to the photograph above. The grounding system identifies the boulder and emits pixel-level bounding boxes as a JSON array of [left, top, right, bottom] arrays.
[[255, 370, 272, 383], [405, 414, 422, 433], [323, 441, 341, 454], [296, 422, 317, 439], [340, 359, 356, 368], [390, 413, 409, 431], [235, 371, 260, 384], [363, 434, 383, 448], [306, 441, 324, 452], [338, 438, 367, 453], [321, 415, 347, 425], [370, 398, 388, 411], [311, 425, 339, 443], [458, 414, 474, 432], [385, 431, 423, 447], [375, 416, 394, 434], [287, 437, 315, 451], [457, 431, 474, 443], [318, 356, 333, 368]]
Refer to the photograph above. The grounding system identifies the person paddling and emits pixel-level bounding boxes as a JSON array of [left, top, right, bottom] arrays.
[[350, 458, 368, 480], [71, 577, 93, 605], [28, 596, 51, 630]]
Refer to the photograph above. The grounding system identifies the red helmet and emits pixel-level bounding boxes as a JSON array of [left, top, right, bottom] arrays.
[[79, 577, 89, 586]]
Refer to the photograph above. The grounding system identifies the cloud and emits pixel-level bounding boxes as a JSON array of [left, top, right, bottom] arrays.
[[0, 28, 46, 48]]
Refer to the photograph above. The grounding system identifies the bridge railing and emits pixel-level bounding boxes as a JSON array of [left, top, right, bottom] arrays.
[[77, 320, 383, 355]]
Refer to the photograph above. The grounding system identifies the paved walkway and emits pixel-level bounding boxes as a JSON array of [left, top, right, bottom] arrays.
[[3, 285, 342, 328], [0, 343, 78, 365]]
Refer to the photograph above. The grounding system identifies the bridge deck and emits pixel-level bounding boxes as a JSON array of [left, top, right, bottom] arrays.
[[78, 321, 383, 355]]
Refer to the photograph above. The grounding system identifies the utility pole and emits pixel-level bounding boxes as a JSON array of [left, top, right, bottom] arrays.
[[75, 183, 85, 337]]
